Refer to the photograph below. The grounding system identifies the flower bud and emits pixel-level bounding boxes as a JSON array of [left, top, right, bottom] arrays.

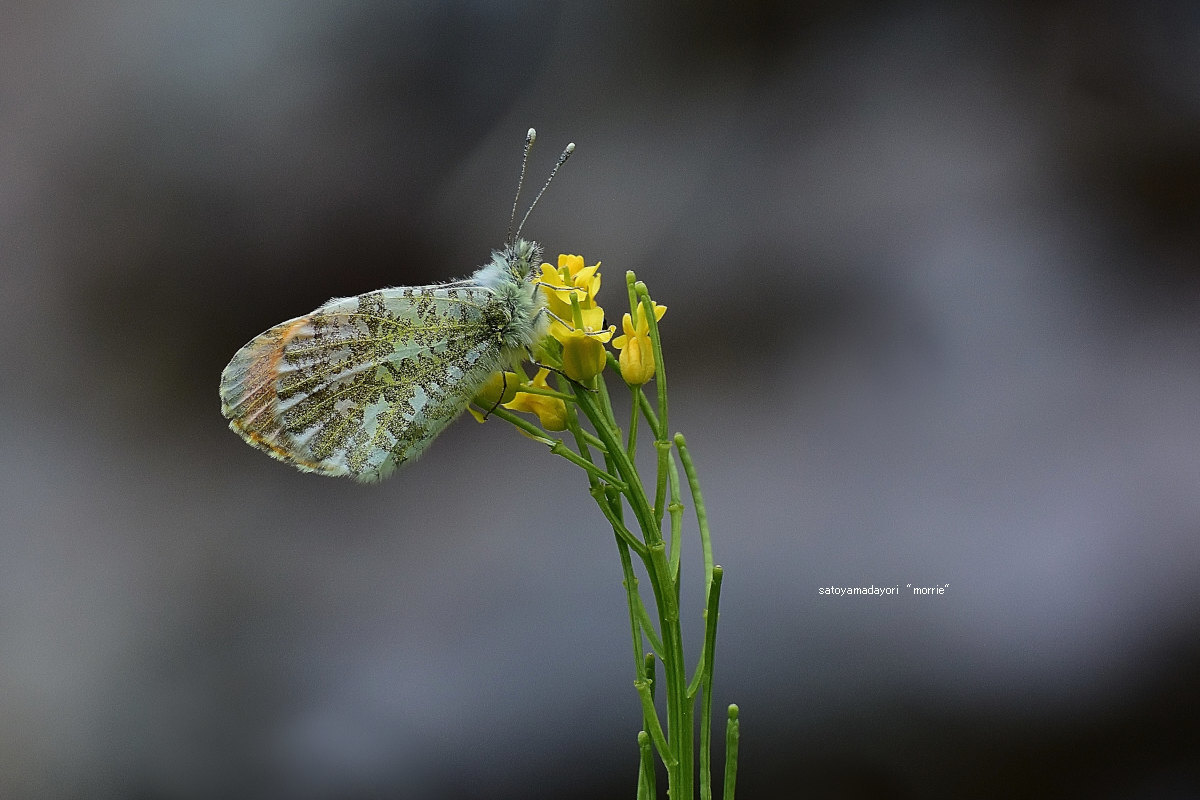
[[560, 328, 608, 382], [618, 330, 655, 385], [469, 371, 521, 422]]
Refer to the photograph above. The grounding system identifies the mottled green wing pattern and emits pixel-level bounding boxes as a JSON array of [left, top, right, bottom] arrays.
[[220, 284, 510, 482]]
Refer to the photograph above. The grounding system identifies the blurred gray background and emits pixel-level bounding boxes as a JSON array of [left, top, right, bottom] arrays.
[[3, 1, 1199, 798]]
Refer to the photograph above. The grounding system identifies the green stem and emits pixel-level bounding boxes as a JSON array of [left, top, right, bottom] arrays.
[[573, 383, 689, 796], [667, 450, 684, 579], [638, 731, 656, 800], [564, 376, 669, 754], [653, 438, 670, 532], [580, 429, 608, 452], [510, 384, 576, 402], [503, 273, 736, 800], [550, 440, 623, 487], [487, 407, 624, 487], [635, 598, 665, 656], [626, 270, 639, 323], [637, 387, 662, 437], [637, 289, 668, 434], [592, 368, 621, 446], [638, 289, 670, 530], [723, 705, 740, 800], [572, 385, 657, 543], [590, 486, 649, 559], [688, 566, 723, 697], [635, 678, 675, 767], [627, 386, 642, 460], [483, 406, 552, 443], [613, 534, 646, 669], [694, 567, 724, 800], [557, 381, 594, 470], [676, 433, 713, 598]]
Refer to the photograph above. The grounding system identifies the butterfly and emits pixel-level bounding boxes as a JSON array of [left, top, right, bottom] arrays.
[[219, 129, 573, 482]]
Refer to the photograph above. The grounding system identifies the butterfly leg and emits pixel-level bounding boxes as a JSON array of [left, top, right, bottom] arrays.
[[480, 371, 510, 420]]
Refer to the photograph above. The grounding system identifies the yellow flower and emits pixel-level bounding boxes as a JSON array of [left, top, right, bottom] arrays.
[[632, 300, 667, 327], [546, 301, 608, 344], [560, 325, 612, 382], [469, 371, 521, 422], [504, 368, 568, 431], [552, 254, 602, 301], [536, 253, 616, 378], [539, 254, 603, 327], [612, 304, 665, 386]]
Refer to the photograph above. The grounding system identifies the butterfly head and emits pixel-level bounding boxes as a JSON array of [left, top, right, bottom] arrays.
[[506, 238, 542, 280]]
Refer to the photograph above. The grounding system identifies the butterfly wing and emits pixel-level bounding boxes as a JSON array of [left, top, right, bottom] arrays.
[[220, 283, 509, 482]]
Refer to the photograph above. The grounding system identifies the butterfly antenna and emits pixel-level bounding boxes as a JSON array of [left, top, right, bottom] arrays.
[[507, 128, 537, 245], [515, 141, 575, 240]]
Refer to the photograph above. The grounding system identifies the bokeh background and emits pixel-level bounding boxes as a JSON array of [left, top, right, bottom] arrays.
[[3, 2, 1199, 798]]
